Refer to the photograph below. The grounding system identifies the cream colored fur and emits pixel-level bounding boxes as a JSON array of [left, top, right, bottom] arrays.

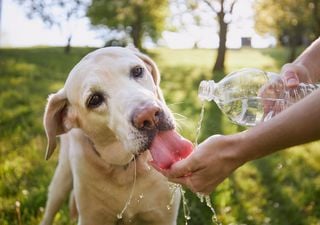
[[40, 47, 180, 225]]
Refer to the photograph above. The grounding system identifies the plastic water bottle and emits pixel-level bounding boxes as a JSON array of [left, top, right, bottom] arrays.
[[198, 68, 319, 127]]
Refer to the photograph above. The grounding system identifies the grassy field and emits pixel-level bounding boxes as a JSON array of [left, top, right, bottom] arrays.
[[0, 47, 319, 225]]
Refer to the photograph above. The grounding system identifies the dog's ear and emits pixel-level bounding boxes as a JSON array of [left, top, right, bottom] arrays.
[[132, 50, 165, 102], [43, 88, 70, 160]]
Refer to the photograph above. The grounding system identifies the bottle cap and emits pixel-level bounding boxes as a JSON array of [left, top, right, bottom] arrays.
[[198, 80, 215, 101]]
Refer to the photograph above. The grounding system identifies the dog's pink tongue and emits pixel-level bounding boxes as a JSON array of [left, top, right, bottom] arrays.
[[150, 130, 193, 169]]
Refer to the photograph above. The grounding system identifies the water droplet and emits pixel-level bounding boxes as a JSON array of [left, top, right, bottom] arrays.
[[194, 195, 221, 225], [196, 192, 205, 203], [166, 205, 171, 210], [139, 193, 144, 199]]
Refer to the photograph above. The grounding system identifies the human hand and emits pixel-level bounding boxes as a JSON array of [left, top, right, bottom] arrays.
[[259, 63, 310, 121], [280, 63, 311, 86], [151, 135, 243, 194]]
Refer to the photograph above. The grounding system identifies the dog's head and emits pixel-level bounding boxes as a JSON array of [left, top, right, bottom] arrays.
[[44, 47, 175, 165]]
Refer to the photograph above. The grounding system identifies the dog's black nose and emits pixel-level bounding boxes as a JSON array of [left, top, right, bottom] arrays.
[[131, 103, 161, 130]]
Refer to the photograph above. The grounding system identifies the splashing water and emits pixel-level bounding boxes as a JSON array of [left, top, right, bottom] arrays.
[[166, 183, 180, 210], [166, 102, 221, 225], [196, 193, 221, 225], [166, 183, 191, 225], [117, 157, 137, 220], [180, 186, 191, 224], [165, 104, 205, 225], [194, 103, 221, 225]]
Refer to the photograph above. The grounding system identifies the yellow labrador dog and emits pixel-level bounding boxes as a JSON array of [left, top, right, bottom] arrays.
[[41, 47, 184, 225]]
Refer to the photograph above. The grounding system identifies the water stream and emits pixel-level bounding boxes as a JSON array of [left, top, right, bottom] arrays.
[[117, 103, 221, 224], [117, 157, 137, 220], [194, 102, 221, 225]]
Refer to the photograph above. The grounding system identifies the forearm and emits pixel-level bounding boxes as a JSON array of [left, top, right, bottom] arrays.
[[235, 88, 320, 163], [293, 37, 320, 82]]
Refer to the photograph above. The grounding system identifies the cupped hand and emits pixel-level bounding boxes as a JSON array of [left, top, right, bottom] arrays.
[[150, 135, 243, 194]]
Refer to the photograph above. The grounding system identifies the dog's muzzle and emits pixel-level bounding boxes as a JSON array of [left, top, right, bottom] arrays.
[[130, 103, 175, 152]]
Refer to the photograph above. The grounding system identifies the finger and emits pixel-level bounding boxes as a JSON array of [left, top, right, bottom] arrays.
[[168, 177, 188, 185], [282, 70, 299, 88], [169, 176, 197, 192], [166, 156, 198, 178], [148, 161, 169, 176]]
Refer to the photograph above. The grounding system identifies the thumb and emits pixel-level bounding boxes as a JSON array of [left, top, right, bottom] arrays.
[[167, 156, 197, 178], [281, 68, 300, 88]]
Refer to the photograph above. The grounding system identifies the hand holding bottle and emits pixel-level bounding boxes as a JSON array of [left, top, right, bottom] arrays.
[[199, 67, 319, 126], [157, 38, 320, 195], [258, 65, 300, 119]]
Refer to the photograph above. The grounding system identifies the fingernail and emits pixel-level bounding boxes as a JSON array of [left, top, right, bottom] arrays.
[[284, 71, 299, 87], [286, 78, 299, 87]]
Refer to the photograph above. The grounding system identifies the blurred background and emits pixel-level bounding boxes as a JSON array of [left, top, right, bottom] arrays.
[[0, 0, 319, 225]]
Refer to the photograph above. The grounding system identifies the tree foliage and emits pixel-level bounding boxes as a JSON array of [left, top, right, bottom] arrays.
[[254, 0, 320, 61], [87, 0, 169, 50], [14, 0, 89, 53]]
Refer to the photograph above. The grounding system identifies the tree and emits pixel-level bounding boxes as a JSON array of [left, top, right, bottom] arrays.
[[185, 0, 238, 73], [255, 0, 320, 62], [15, 0, 88, 53], [87, 0, 169, 50], [205, 0, 238, 72]]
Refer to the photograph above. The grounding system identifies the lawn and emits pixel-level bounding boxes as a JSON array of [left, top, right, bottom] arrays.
[[0, 47, 319, 225]]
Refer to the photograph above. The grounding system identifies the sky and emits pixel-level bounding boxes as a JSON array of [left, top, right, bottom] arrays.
[[1, 0, 104, 47], [0, 0, 276, 49]]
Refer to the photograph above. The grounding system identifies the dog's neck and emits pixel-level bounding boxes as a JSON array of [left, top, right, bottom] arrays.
[[85, 134, 135, 167]]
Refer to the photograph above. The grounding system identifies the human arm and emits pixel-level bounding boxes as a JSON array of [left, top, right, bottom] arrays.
[[161, 88, 320, 194], [154, 37, 320, 194], [281, 37, 320, 86]]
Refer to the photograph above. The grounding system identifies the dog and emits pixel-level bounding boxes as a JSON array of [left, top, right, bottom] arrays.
[[41, 47, 181, 225]]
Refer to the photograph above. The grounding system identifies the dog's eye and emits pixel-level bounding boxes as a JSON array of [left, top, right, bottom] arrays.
[[131, 66, 144, 79], [87, 93, 104, 108]]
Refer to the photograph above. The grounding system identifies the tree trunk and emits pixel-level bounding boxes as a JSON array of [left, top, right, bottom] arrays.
[[131, 23, 142, 50], [213, 11, 227, 73], [288, 34, 298, 62], [64, 35, 72, 54], [131, 8, 143, 50]]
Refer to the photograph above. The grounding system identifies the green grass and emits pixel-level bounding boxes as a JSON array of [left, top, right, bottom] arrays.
[[0, 47, 319, 225]]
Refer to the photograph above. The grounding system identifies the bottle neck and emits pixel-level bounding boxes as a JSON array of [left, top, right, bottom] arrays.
[[198, 80, 217, 101]]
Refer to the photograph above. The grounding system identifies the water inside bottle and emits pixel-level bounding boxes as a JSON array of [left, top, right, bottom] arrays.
[[216, 96, 287, 127]]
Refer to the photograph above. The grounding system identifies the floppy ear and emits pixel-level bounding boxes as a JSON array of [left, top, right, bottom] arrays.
[[132, 50, 165, 102], [43, 88, 69, 160]]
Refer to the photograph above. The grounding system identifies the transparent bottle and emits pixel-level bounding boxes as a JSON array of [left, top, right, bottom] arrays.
[[198, 68, 320, 127]]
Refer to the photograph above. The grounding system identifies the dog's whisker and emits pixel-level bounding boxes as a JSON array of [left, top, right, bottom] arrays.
[[167, 102, 186, 106], [172, 112, 188, 120]]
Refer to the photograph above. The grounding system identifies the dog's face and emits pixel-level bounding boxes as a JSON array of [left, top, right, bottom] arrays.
[[44, 47, 175, 165]]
